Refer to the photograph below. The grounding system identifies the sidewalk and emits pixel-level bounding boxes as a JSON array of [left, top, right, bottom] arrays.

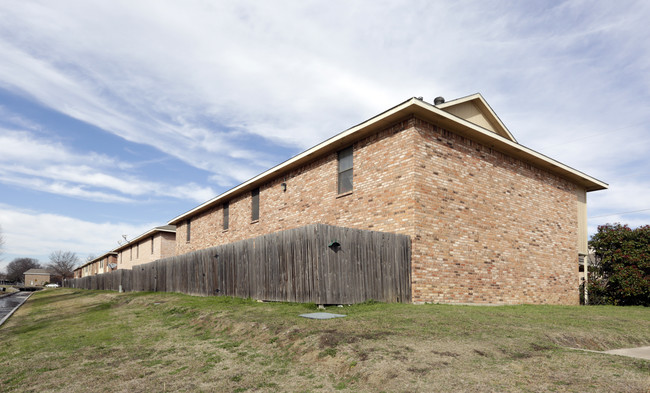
[[603, 346, 650, 360]]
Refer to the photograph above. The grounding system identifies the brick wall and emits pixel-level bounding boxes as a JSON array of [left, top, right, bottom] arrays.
[[159, 232, 176, 259], [24, 273, 49, 286], [117, 232, 176, 270], [175, 118, 419, 255], [411, 119, 579, 304], [176, 116, 581, 304]]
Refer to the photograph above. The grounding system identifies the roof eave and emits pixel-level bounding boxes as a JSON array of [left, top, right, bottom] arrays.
[[436, 93, 518, 143], [168, 97, 421, 224], [410, 99, 608, 191], [169, 97, 607, 224], [110, 226, 177, 253]]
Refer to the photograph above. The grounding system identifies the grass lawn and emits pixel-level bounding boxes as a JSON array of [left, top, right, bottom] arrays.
[[0, 285, 20, 294], [1, 289, 648, 392]]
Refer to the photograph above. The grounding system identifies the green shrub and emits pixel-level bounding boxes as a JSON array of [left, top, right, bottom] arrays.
[[588, 223, 650, 306]]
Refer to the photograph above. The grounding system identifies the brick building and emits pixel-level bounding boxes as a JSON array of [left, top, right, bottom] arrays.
[[24, 269, 51, 286], [168, 94, 607, 305], [76, 225, 176, 277], [77, 252, 118, 277]]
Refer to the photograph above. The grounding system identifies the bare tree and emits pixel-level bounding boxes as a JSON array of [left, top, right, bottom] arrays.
[[47, 250, 80, 281], [6, 258, 41, 283], [0, 224, 4, 262]]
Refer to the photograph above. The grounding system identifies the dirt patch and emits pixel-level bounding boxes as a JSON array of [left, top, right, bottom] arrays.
[[431, 350, 459, 357], [318, 329, 391, 349], [530, 343, 554, 352], [406, 366, 430, 375], [356, 331, 392, 340], [547, 334, 606, 351], [319, 330, 343, 348]]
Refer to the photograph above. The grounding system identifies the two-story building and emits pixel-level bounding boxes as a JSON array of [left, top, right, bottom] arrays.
[[75, 225, 176, 277], [167, 94, 607, 305]]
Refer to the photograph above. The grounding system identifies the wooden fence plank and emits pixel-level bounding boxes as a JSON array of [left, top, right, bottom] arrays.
[[64, 224, 411, 304]]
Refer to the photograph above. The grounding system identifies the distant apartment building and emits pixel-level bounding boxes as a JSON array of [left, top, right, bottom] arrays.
[[75, 225, 176, 278], [167, 94, 607, 305], [24, 269, 51, 286]]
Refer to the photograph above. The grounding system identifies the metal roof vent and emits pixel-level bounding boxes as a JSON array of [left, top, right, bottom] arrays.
[[434, 96, 445, 105]]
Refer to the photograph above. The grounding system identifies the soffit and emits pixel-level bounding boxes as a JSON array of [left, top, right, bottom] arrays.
[[436, 93, 517, 142], [168, 96, 607, 224]]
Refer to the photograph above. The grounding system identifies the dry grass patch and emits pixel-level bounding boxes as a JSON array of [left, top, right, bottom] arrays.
[[1, 289, 648, 392]]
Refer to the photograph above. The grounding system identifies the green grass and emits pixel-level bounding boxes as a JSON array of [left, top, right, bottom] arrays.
[[0, 289, 648, 392]]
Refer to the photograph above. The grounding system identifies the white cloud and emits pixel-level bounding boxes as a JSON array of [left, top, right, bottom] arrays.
[[0, 128, 215, 203], [0, 204, 156, 270], [589, 180, 650, 215], [0, 0, 416, 186], [0, 0, 648, 244]]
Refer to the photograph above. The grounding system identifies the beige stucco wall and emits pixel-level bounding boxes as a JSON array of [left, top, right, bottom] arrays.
[[117, 231, 176, 270], [576, 188, 588, 255]]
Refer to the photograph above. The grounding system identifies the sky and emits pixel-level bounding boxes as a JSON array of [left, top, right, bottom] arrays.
[[1, 0, 649, 271]]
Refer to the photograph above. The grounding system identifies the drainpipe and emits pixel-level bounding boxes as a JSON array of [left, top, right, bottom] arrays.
[[580, 253, 588, 305]]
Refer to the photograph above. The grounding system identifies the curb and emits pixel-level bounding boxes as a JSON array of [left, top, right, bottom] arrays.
[[0, 292, 34, 327]]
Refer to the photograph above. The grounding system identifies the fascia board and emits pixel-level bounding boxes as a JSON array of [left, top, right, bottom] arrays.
[[169, 97, 607, 225], [437, 93, 517, 142], [110, 227, 177, 253], [167, 98, 420, 224], [410, 99, 608, 191], [79, 251, 118, 269]]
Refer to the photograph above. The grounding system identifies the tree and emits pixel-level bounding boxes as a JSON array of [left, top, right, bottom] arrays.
[[6, 258, 41, 283], [588, 223, 650, 306], [47, 250, 80, 281], [0, 224, 4, 261]]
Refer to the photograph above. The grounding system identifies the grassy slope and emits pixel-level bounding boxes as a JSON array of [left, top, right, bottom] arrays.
[[1, 289, 648, 393]]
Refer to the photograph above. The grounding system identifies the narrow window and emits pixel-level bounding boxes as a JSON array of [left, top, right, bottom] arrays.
[[130, 246, 132, 261], [337, 146, 353, 194], [251, 188, 260, 221], [151, 236, 154, 254], [186, 218, 191, 242], [223, 202, 229, 230]]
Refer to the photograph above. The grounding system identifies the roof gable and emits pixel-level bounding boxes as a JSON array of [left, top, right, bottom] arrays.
[[24, 269, 50, 275], [436, 94, 517, 142]]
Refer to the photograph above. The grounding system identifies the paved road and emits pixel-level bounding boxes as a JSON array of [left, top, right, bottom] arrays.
[[0, 292, 32, 326]]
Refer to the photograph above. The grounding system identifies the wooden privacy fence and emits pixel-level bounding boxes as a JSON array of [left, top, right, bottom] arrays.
[[65, 224, 411, 304]]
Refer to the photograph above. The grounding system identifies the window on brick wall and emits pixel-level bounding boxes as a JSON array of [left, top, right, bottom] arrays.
[[186, 218, 191, 242], [136, 242, 139, 259], [223, 201, 229, 230], [251, 188, 260, 221], [151, 236, 154, 254], [338, 146, 353, 194], [130, 246, 132, 261]]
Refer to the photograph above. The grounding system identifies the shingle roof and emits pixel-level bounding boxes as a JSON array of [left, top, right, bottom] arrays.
[[24, 269, 50, 275], [168, 94, 608, 225]]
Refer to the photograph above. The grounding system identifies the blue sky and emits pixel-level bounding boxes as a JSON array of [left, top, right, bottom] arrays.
[[1, 0, 649, 271]]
